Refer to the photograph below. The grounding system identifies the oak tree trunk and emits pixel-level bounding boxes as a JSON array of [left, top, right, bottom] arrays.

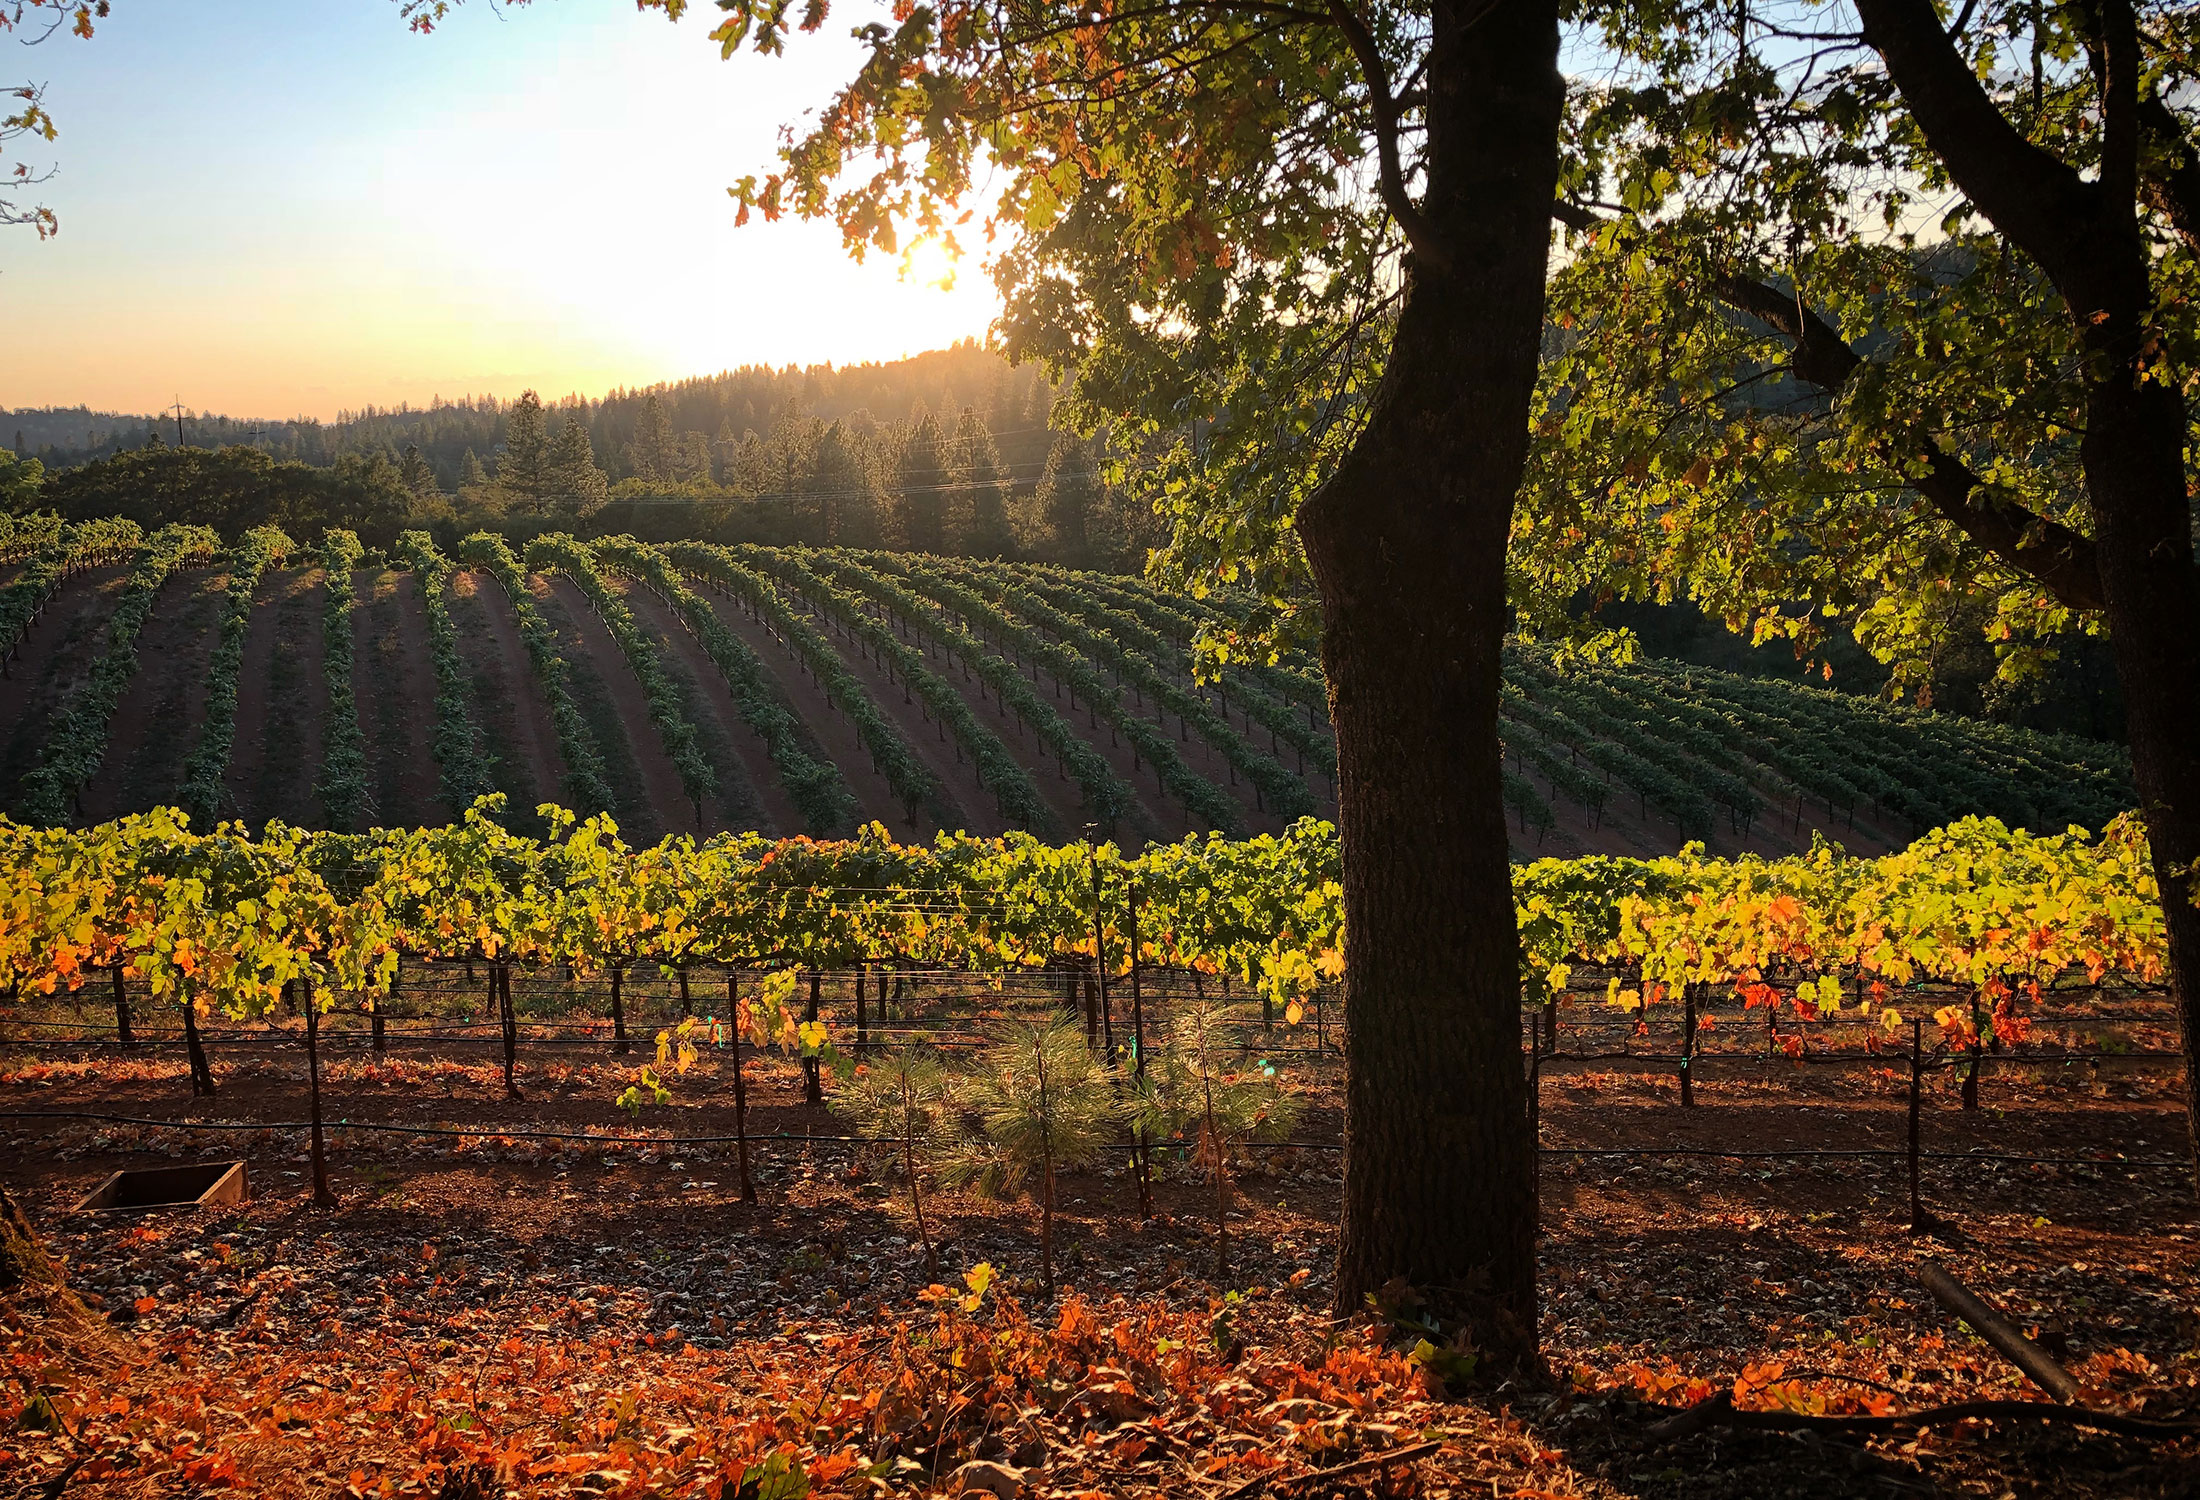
[[2084, 372, 2200, 1198], [1851, 0, 2200, 1208], [1294, 0, 1562, 1370]]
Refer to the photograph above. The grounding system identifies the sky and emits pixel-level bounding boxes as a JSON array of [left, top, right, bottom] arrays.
[[0, 0, 1000, 420]]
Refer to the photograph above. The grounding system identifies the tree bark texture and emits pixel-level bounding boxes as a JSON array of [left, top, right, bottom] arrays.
[[1294, 0, 1562, 1368]]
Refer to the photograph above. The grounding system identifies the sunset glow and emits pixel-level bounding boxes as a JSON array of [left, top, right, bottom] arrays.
[[0, 1, 1000, 419]]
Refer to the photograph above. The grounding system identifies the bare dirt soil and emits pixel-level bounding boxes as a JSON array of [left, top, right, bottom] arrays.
[[226, 568, 328, 829], [699, 586, 923, 837], [353, 569, 445, 829], [540, 574, 709, 843], [78, 566, 228, 824], [449, 570, 563, 822], [0, 564, 131, 813], [1, 1035, 2194, 1499], [621, 579, 804, 837]]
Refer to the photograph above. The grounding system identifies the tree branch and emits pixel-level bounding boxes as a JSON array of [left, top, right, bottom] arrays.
[[1643, 1389, 2196, 1443], [2097, 0, 2141, 223], [1551, 199, 2108, 611], [1711, 270, 2106, 613], [1550, 198, 1600, 233], [1851, 0, 2097, 282], [1326, 0, 1450, 273], [2137, 93, 2200, 253]]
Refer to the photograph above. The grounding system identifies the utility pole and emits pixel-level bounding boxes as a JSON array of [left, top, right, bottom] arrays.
[[168, 398, 188, 449]]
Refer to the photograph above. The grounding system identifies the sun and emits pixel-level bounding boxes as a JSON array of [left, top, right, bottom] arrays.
[[900, 235, 962, 291]]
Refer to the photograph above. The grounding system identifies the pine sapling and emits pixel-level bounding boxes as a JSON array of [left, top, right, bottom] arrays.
[[1135, 997, 1301, 1277], [829, 1048, 954, 1273], [940, 1020, 1123, 1295]]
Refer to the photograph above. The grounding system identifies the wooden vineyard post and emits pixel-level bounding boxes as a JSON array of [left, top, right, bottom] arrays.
[[304, 973, 337, 1209], [1680, 983, 1696, 1108], [1088, 850, 1114, 1059], [1527, 1008, 1541, 1139], [1908, 1014, 1925, 1233], [803, 969, 823, 1105], [1128, 880, 1151, 1218], [679, 966, 692, 1020], [1963, 991, 1982, 1111], [855, 964, 868, 1054], [610, 963, 631, 1055], [728, 975, 757, 1204], [112, 965, 132, 1048], [1917, 1261, 2082, 1402], [374, 960, 392, 1055], [497, 962, 523, 1101]]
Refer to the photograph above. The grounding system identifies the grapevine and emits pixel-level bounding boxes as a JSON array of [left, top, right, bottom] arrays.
[[526, 533, 719, 829], [15, 523, 218, 827], [314, 529, 372, 832], [177, 526, 295, 828], [591, 536, 855, 836], [389, 530, 495, 818], [457, 531, 618, 819]]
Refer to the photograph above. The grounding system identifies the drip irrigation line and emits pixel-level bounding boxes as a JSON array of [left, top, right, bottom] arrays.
[[0, 1108, 1300, 1153], [0, 1111, 2185, 1169], [0, 1028, 1339, 1057], [1537, 1145, 2188, 1166], [1531, 1048, 2189, 1065]]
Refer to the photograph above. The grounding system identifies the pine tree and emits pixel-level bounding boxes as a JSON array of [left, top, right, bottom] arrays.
[[809, 421, 881, 546], [1017, 431, 1097, 563], [399, 443, 436, 499], [548, 414, 610, 518], [499, 391, 551, 512], [678, 431, 714, 486], [939, 1021, 1125, 1294], [893, 408, 949, 555], [629, 392, 675, 485], [458, 448, 489, 489], [950, 406, 1011, 557]]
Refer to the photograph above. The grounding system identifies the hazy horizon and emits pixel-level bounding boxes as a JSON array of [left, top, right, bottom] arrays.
[[2, 341, 998, 438], [1, 1, 999, 421]]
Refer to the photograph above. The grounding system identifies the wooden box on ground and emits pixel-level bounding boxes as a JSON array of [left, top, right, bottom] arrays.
[[74, 1162, 247, 1213]]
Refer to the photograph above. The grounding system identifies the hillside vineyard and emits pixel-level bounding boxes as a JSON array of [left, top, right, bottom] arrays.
[[0, 513, 2133, 852]]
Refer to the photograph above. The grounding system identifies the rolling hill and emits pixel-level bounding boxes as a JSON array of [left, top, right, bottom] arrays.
[[0, 514, 2135, 856]]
